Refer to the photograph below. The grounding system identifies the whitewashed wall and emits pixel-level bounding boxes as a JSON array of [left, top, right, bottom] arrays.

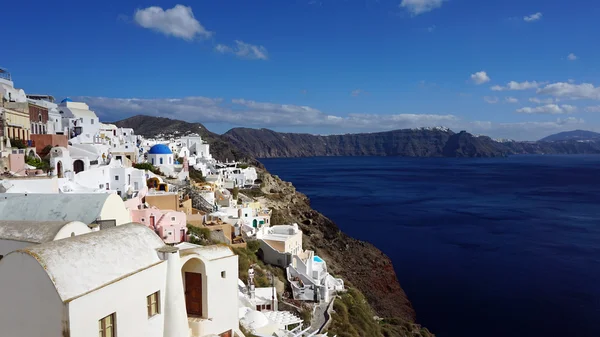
[[0, 252, 65, 337], [100, 194, 132, 225], [68, 262, 167, 337]]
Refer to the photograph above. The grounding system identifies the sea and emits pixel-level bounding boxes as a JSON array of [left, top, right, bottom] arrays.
[[260, 155, 600, 337]]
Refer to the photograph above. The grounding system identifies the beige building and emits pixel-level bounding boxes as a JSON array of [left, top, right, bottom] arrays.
[[1, 68, 31, 151]]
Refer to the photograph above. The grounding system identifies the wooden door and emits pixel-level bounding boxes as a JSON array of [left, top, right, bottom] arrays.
[[185, 272, 203, 316], [149, 215, 155, 228]]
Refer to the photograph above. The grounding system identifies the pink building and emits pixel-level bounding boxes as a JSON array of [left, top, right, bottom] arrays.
[[130, 206, 187, 244]]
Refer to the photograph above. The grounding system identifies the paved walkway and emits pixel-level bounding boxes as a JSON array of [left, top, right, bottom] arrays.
[[310, 299, 334, 333]]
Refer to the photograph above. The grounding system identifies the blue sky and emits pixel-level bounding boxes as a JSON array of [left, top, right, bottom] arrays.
[[3, 0, 600, 140]]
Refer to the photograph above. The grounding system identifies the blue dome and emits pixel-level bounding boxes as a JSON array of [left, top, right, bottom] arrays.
[[148, 144, 172, 155], [61, 97, 73, 103]]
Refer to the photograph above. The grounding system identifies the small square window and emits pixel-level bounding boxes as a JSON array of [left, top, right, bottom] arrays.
[[115, 176, 119, 180], [221, 271, 226, 278], [99, 313, 115, 337], [147, 291, 160, 317], [171, 216, 176, 221]]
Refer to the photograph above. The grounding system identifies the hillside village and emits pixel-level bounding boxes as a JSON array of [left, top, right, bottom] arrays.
[[0, 68, 346, 337]]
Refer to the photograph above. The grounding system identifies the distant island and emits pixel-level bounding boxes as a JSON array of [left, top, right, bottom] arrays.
[[116, 115, 600, 159]]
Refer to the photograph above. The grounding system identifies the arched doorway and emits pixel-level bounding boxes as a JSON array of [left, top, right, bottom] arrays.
[[56, 161, 63, 178], [181, 257, 207, 318], [252, 219, 258, 228], [73, 160, 84, 173], [27, 150, 35, 158]]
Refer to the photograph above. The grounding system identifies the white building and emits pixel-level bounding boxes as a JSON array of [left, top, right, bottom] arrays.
[[257, 224, 303, 268], [180, 134, 212, 160], [0, 224, 243, 337], [287, 251, 344, 303], [72, 158, 146, 197], [0, 193, 132, 228], [58, 98, 100, 141], [0, 68, 27, 103], [0, 220, 91, 257]]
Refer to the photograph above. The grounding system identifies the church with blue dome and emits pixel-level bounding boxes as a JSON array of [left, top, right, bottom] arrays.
[[148, 144, 174, 167]]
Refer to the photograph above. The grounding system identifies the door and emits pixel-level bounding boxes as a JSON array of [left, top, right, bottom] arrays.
[[185, 272, 203, 316], [149, 215, 155, 229]]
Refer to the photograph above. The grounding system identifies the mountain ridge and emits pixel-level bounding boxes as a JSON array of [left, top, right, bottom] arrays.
[[539, 130, 600, 142]]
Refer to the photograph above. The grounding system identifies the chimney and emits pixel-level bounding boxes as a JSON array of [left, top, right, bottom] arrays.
[[158, 246, 189, 337], [248, 266, 256, 300]]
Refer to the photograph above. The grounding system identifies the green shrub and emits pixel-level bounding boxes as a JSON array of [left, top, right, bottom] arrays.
[[240, 188, 265, 198], [133, 162, 163, 175], [326, 288, 383, 337], [187, 226, 212, 245], [9, 138, 27, 149], [25, 156, 50, 171], [189, 167, 205, 183]]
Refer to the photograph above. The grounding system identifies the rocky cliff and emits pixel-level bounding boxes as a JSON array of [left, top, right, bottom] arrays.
[[224, 126, 600, 158], [255, 170, 429, 336], [224, 127, 510, 158]]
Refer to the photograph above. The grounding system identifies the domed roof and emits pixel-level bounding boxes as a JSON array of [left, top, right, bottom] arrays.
[[61, 97, 73, 103], [148, 144, 173, 155]]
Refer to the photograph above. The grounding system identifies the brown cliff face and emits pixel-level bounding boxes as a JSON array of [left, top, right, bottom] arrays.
[[257, 171, 416, 322]]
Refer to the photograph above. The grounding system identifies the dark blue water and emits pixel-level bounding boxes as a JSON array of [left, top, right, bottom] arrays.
[[261, 155, 600, 337]]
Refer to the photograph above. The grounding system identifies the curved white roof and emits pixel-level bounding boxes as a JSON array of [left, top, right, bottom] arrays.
[[178, 242, 235, 261], [0, 193, 119, 225], [239, 307, 270, 330], [0, 220, 88, 243], [15, 224, 164, 302]]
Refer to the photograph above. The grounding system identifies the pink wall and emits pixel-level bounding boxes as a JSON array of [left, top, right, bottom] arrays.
[[130, 207, 187, 244], [8, 154, 25, 173]]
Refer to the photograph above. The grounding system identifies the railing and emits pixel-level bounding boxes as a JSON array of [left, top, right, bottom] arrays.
[[0, 70, 11, 81]]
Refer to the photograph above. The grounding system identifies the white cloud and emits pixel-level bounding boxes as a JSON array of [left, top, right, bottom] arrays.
[[78, 96, 457, 130], [524, 12, 542, 22], [215, 40, 268, 60], [537, 82, 600, 100], [516, 104, 578, 115], [76, 95, 590, 140], [134, 5, 212, 40], [567, 53, 578, 61], [529, 97, 555, 104], [484, 96, 499, 104], [400, 0, 444, 15], [584, 106, 600, 113], [427, 25, 436, 32], [505, 97, 519, 104], [471, 71, 491, 85], [491, 81, 544, 91], [351, 89, 364, 97]]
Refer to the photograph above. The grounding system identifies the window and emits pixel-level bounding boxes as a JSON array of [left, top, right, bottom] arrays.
[[151, 158, 155, 165], [99, 184, 104, 189], [141, 218, 145, 222], [171, 216, 176, 221], [98, 313, 115, 337], [221, 271, 226, 279], [160, 158, 163, 165], [147, 291, 160, 317], [115, 176, 119, 181], [91, 118, 95, 124], [38, 113, 42, 122]]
